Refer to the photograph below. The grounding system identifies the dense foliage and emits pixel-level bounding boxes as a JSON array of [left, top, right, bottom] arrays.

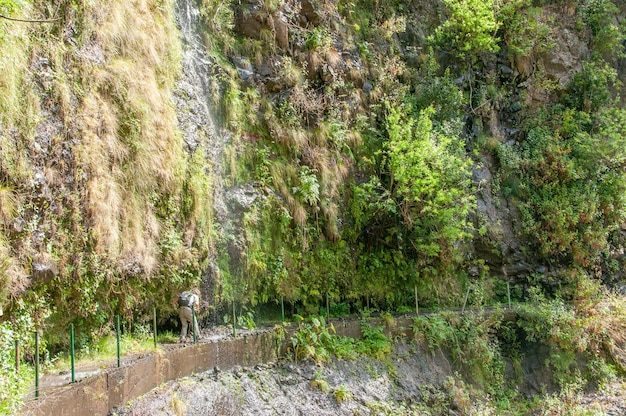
[[1, 0, 626, 411]]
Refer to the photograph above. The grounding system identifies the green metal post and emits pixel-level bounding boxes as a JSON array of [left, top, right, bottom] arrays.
[[15, 339, 19, 374], [116, 315, 121, 368], [326, 293, 330, 319], [70, 323, 75, 383], [232, 301, 237, 339], [192, 307, 197, 344], [153, 306, 157, 348], [281, 296, 285, 324], [35, 332, 39, 399]]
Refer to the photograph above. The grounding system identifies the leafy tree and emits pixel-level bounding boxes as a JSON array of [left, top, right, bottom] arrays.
[[500, 72, 626, 265], [385, 102, 475, 265], [562, 61, 618, 113], [350, 99, 475, 305], [497, 0, 548, 57], [580, 0, 626, 62], [429, 0, 500, 61]]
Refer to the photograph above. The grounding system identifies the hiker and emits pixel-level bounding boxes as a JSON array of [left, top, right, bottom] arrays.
[[175, 289, 200, 342]]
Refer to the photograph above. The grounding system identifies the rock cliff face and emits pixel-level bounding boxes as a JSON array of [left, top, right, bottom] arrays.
[[1, 0, 626, 349], [116, 342, 457, 416], [203, 0, 626, 292], [115, 339, 626, 415]]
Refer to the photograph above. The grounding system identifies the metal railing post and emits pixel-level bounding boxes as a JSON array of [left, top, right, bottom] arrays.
[[153, 306, 157, 348], [281, 296, 285, 324], [15, 339, 20, 374], [70, 323, 75, 383], [116, 315, 121, 368], [232, 301, 237, 339], [35, 332, 39, 399]]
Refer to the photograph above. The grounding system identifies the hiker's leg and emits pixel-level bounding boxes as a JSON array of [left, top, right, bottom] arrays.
[[179, 307, 190, 340]]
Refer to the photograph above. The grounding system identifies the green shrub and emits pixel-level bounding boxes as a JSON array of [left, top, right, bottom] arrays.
[[357, 320, 392, 359], [580, 0, 625, 61], [429, 0, 500, 60], [413, 312, 505, 394], [0, 304, 38, 414], [516, 278, 626, 388], [333, 384, 354, 403], [290, 316, 393, 363]]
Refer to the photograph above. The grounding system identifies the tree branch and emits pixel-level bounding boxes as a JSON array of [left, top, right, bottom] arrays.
[[0, 13, 60, 23]]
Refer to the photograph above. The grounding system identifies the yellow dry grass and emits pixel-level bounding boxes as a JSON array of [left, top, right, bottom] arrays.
[[0, 234, 27, 299], [0, 2, 40, 186], [267, 111, 308, 154], [170, 394, 187, 416], [324, 201, 340, 242], [271, 163, 307, 228], [77, 93, 124, 257], [304, 145, 349, 201], [0, 185, 17, 228], [74, 0, 186, 274], [118, 192, 160, 276], [0, 6, 30, 129], [324, 49, 343, 70], [346, 130, 363, 148], [578, 291, 626, 371]]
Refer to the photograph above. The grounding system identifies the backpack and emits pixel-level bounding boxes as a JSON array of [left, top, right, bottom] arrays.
[[178, 291, 192, 307]]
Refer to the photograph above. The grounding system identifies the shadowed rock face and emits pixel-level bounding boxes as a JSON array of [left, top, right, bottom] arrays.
[[172, 0, 626, 313], [112, 340, 458, 416], [112, 337, 626, 415]]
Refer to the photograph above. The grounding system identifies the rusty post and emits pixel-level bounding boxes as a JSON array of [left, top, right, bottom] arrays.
[[35, 331, 39, 399], [15, 339, 20, 374]]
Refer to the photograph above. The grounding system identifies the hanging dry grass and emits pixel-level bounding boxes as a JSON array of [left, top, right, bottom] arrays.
[[288, 84, 325, 128], [303, 145, 349, 200], [118, 191, 160, 277], [267, 110, 308, 154], [73, 0, 185, 277], [312, 123, 330, 148], [0, 185, 17, 228], [0, 6, 30, 129], [324, 201, 340, 242], [77, 93, 125, 257], [324, 49, 342, 70], [271, 162, 307, 228], [580, 291, 626, 371], [95, 0, 179, 72], [0, 235, 28, 300]]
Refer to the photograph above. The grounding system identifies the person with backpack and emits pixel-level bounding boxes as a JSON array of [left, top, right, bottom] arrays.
[[174, 289, 200, 342]]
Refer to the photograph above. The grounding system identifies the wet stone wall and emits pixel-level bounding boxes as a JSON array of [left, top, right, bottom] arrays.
[[20, 318, 413, 416], [21, 329, 282, 416]]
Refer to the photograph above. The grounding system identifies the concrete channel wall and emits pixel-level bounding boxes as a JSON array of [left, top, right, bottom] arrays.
[[21, 317, 414, 416]]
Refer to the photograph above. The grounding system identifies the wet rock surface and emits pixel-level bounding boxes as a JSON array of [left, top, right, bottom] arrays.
[[113, 341, 449, 416], [112, 337, 626, 416]]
